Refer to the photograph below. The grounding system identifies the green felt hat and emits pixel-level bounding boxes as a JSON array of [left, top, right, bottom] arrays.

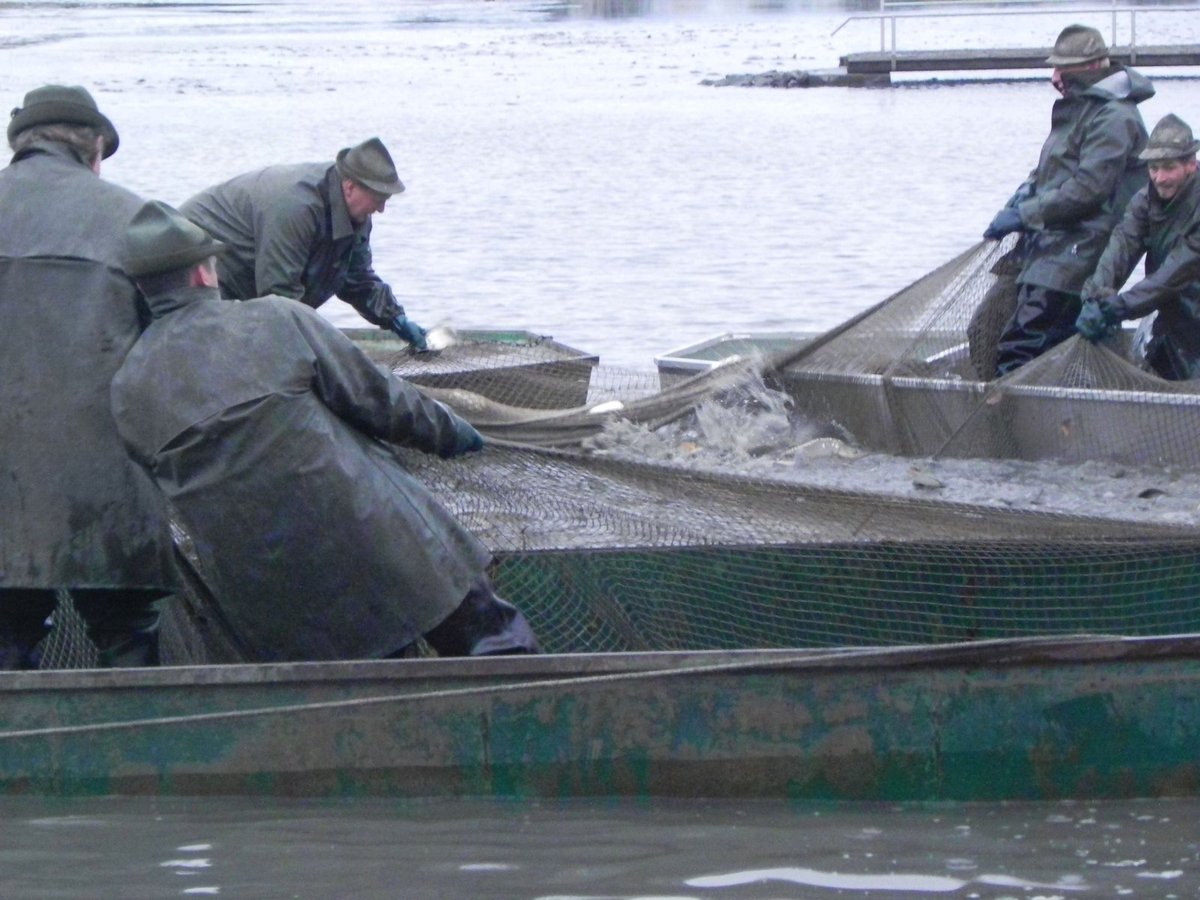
[[8, 84, 120, 158], [124, 200, 227, 278]]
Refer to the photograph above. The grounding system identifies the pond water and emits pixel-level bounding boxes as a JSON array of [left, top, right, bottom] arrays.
[[2, 794, 1199, 898]]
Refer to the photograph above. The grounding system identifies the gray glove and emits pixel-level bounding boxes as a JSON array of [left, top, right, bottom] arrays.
[[1075, 295, 1127, 343]]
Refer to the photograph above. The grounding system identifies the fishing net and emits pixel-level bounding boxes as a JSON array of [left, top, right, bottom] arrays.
[[37, 243, 1200, 666], [778, 236, 1200, 468]]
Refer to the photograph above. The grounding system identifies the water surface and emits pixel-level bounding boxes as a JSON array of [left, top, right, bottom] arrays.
[[3, 795, 1198, 898]]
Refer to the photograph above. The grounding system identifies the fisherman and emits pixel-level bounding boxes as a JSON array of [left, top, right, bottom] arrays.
[[1076, 114, 1200, 380], [110, 200, 540, 661], [982, 23, 1154, 378], [0, 84, 175, 669], [179, 137, 430, 351]]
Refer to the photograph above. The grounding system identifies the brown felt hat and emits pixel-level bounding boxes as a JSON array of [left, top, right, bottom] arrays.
[[123, 200, 227, 278], [1045, 24, 1109, 67], [1139, 113, 1200, 161], [335, 137, 405, 195], [8, 84, 120, 158]]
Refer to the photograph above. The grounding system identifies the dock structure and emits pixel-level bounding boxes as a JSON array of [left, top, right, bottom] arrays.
[[842, 44, 1200, 75], [706, 2, 1200, 90]]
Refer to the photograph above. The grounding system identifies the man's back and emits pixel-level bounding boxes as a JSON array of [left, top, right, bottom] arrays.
[[179, 162, 330, 303], [178, 142, 408, 335], [111, 288, 492, 660], [0, 144, 175, 589]]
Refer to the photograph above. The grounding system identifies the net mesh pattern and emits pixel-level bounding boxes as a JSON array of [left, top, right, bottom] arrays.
[[778, 236, 1200, 468], [37, 244, 1200, 665], [403, 447, 1200, 654]]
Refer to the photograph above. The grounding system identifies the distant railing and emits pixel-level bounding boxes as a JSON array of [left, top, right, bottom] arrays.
[[833, 0, 1199, 61]]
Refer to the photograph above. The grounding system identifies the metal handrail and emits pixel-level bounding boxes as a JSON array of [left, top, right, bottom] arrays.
[[832, 1, 1199, 62]]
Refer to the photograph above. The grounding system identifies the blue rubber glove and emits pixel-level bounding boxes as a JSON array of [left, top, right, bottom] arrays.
[[1075, 296, 1125, 343], [440, 418, 484, 459], [391, 314, 428, 351], [983, 207, 1024, 241]]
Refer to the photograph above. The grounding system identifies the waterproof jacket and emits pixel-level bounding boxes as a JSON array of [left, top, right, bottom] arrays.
[[0, 142, 176, 590], [110, 286, 490, 660], [1083, 171, 1200, 380], [1014, 66, 1154, 292], [179, 163, 404, 327]]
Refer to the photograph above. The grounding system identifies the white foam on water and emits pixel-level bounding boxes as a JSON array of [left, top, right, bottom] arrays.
[[687, 866, 967, 891], [687, 866, 1090, 893]]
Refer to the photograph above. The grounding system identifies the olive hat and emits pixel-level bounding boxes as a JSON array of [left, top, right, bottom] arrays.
[[335, 137, 405, 195], [1045, 24, 1109, 67], [1139, 113, 1200, 161], [123, 200, 227, 279], [8, 84, 120, 158]]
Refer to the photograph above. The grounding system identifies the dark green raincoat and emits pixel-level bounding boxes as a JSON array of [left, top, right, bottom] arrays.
[[0, 142, 176, 589], [1014, 65, 1155, 292], [110, 286, 490, 660], [179, 163, 404, 326], [1083, 171, 1200, 380]]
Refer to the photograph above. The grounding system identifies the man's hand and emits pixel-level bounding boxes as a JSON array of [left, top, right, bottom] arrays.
[[1075, 295, 1126, 343], [391, 314, 428, 351], [983, 207, 1025, 241], [1081, 285, 1118, 305]]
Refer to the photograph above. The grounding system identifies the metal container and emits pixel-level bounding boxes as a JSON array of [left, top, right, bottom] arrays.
[[346, 327, 599, 410], [654, 332, 813, 388]]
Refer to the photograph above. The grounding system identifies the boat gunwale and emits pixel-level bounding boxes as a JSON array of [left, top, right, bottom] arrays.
[[4, 632, 1200, 693]]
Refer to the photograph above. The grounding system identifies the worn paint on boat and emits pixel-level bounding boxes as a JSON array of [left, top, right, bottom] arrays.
[[1, 634, 1198, 801]]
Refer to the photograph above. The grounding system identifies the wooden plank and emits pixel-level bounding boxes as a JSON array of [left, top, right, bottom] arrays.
[[842, 44, 1200, 74]]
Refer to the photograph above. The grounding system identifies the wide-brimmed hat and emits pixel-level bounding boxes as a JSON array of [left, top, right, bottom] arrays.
[[1045, 24, 1109, 67], [1139, 113, 1200, 161], [8, 84, 120, 158], [123, 200, 227, 278], [335, 137, 405, 195]]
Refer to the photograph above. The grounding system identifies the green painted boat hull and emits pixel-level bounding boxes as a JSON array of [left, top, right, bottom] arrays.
[[1, 635, 1198, 801]]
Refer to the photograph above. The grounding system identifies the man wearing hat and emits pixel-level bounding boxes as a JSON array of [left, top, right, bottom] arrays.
[[0, 85, 175, 668], [982, 23, 1154, 378], [1076, 113, 1200, 380], [179, 137, 430, 350], [110, 200, 540, 662]]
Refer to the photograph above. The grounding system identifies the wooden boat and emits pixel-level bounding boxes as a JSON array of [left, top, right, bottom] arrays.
[[2, 633, 1199, 802]]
